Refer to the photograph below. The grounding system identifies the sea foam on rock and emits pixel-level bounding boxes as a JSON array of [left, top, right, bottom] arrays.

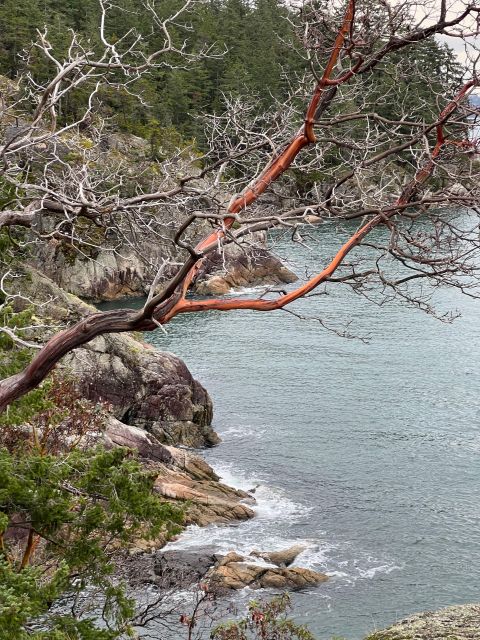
[[144, 547, 328, 592]]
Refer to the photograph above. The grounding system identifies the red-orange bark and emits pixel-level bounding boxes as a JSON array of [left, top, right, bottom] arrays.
[[179, 0, 356, 296], [20, 530, 40, 569], [164, 79, 478, 320], [0, 1, 477, 414]]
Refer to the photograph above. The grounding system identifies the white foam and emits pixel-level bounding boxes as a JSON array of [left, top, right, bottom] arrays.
[[164, 459, 404, 592], [292, 543, 337, 570], [165, 461, 316, 562], [220, 425, 266, 440], [357, 563, 403, 579], [224, 286, 270, 297]]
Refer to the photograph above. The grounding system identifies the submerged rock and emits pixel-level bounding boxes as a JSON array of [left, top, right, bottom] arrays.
[[365, 603, 480, 640]]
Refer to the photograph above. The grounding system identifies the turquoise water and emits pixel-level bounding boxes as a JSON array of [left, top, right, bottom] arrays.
[[110, 218, 480, 638]]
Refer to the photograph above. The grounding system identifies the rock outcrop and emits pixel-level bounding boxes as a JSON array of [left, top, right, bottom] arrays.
[[144, 547, 328, 593], [206, 546, 327, 591], [103, 420, 254, 538], [65, 332, 218, 448], [365, 603, 480, 640], [154, 446, 254, 526], [33, 238, 174, 302], [16, 267, 218, 448], [194, 239, 298, 296], [33, 231, 298, 301], [24, 129, 298, 302]]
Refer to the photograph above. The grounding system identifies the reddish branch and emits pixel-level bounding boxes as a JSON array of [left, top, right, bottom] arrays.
[[167, 80, 478, 318], [0, 0, 477, 413], [179, 0, 356, 295]]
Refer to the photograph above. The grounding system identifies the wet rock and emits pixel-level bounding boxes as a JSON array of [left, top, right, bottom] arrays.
[[163, 445, 220, 481], [364, 603, 480, 640], [197, 275, 231, 295], [215, 551, 245, 566], [259, 567, 327, 589], [154, 471, 254, 527], [207, 559, 328, 591], [194, 240, 298, 296], [152, 447, 255, 527], [209, 562, 267, 590], [154, 550, 217, 588], [249, 544, 307, 567]]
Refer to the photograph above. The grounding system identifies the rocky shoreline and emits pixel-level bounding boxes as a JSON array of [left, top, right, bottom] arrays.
[[365, 603, 480, 640], [12, 267, 480, 638], [103, 419, 328, 593], [13, 266, 325, 599]]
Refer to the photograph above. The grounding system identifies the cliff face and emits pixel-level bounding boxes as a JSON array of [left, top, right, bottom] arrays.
[[65, 332, 218, 448], [32, 227, 298, 301], [17, 267, 218, 448], [24, 130, 297, 302], [33, 238, 176, 302], [366, 603, 480, 640]]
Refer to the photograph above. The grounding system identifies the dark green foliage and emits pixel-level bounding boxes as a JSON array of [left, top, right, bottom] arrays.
[[0, 439, 183, 638], [0, 355, 183, 638], [0, 0, 303, 140], [0, 305, 50, 429], [0, 0, 462, 150]]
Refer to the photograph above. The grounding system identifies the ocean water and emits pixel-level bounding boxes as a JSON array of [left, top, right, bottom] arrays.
[[105, 215, 480, 638]]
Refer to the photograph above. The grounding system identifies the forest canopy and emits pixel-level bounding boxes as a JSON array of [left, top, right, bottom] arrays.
[[0, 0, 463, 143]]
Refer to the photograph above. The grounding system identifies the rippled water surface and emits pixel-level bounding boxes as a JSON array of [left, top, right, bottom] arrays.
[[121, 219, 479, 638]]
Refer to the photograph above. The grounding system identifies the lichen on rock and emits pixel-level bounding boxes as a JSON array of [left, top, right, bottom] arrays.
[[365, 603, 480, 640]]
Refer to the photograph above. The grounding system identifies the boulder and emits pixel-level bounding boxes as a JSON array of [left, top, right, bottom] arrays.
[[258, 567, 328, 590], [154, 550, 217, 589], [249, 544, 307, 567], [215, 551, 245, 566], [365, 603, 480, 640], [304, 214, 322, 224], [207, 560, 328, 591], [209, 562, 266, 590], [64, 332, 218, 448], [194, 240, 298, 296]]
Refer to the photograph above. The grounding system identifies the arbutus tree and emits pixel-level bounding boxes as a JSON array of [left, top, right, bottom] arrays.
[[1, 0, 480, 413]]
